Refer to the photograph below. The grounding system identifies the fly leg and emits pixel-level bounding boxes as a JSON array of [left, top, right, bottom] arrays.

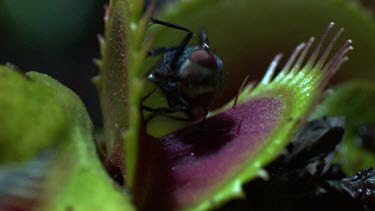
[[142, 105, 193, 123], [147, 46, 180, 57], [145, 112, 193, 123], [142, 105, 189, 113], [149, 18, 193, 69]]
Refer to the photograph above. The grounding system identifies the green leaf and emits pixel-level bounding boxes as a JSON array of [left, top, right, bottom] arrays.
[[0, 66, 135, 210], [42, 124, 135, 211], [96, 0, 154, 189], [311, 80, 375, 175], [27, 71, 135, 211], [96, 0, 131, 153], [0, 67, 70, 162]]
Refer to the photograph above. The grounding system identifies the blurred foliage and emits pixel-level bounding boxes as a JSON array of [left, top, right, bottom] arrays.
[[0, 66, 135, 211], [312, 81, 375, 175], [0, 67, 70, 162]]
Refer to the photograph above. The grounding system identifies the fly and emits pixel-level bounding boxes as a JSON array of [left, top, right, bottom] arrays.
[[142, 18, 224, 122]]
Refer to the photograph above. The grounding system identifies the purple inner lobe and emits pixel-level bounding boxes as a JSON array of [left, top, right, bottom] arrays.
[[136, 97, 282, 210]]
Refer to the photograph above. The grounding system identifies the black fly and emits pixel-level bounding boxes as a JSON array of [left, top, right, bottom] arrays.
[[142, 18, 224, 122]]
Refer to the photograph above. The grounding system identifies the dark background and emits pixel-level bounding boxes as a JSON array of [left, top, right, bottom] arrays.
[[0, 0, 171, 127], [0, 0, 107, 127]]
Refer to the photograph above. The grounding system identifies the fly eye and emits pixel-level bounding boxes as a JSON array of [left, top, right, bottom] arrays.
[[189, 50, 218, 69]]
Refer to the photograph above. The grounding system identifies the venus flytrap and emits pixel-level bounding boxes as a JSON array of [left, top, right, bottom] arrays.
[[2, 0, 375, 210], [98, 1, 361, 210], [130, 22, 352, 211]]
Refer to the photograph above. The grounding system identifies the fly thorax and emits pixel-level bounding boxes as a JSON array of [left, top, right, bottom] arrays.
[[178, 59, 220, 107]]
